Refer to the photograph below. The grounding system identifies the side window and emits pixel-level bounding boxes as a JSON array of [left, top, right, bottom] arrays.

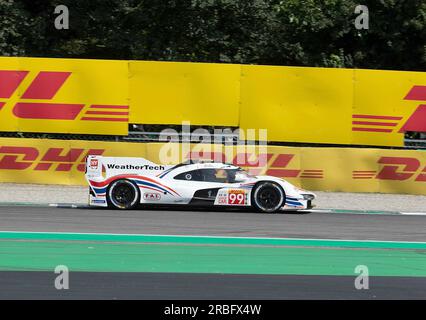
[[200, 169, 232, 183], [200, 169, 218, 182], [174, 170, 203, 181]]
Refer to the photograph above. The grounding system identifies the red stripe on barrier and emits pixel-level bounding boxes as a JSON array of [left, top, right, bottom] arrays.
[[352, 115, 402, 120], [399, 105, 426, 133], [266, 169, 300, 177], [22, 71, 71, 99], [271, 154, 294, 167], [0, 70, 28, 98], [13, 103, 84, 120], [85, 111, 129, 116], [404, 86, 426, 101], [352, 127, 393, 133], [353, 175, 375, 177], [81, 117, 128, 122], [352, 121, 397, 127], [90, 105, 129, 109]]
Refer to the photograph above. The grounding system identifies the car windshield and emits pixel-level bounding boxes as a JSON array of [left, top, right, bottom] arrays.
[[227, 168, 255, 183]]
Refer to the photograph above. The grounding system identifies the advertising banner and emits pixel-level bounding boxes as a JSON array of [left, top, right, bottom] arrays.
[[0, 138, 424, 195], [0, 57, 129, 135], [0, 57, 425, 146]]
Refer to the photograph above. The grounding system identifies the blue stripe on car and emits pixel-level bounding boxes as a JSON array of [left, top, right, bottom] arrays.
[[93, 186, 107, 195], [286, 200, 303, 206]]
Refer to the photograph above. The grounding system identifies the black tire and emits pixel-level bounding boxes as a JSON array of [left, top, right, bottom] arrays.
[[251, 181, 286, 213], [107, 179, 140, 210]]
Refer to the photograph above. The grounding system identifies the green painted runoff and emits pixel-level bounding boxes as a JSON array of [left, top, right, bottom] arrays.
[[0, 232, 425, 277]]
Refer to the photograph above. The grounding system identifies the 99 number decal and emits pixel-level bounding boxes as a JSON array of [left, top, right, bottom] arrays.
[[228, 190, 246, 205]]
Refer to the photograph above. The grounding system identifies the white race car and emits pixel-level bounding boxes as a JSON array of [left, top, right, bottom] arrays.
[[85, 156, 316, 213]]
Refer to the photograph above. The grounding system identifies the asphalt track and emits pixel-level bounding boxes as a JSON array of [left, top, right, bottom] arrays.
[[0, 206, 425, 299], [1, 271, 426, 300], [0, 206, 426, 241]]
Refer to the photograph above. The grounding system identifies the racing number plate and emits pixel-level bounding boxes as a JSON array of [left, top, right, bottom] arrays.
[[228, 190, 246, 205]]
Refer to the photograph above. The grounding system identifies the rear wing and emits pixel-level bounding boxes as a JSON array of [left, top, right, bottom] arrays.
[[85, 155, 173, 179]]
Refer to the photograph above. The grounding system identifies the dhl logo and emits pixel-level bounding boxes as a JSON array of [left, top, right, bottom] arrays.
[[0, 148, 323, 178], [352, 85, 426, 133], [353, 157, 426, 182], [0, 148, 324, 179], [0, 70, 128, 122], [186, 152, 324, 179], [0, 147, 105, 172]]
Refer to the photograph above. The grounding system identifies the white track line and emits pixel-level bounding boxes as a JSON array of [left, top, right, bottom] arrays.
[[400, 212, 426, 216]]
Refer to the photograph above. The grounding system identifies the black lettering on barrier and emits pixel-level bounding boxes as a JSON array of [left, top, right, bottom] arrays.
[[106, 164, 165, 170]]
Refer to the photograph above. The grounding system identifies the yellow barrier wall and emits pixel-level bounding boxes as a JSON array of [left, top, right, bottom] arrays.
[[351, 69, 425, 146], [1, 57, 425, 146], [129, 61, 241, 126], [0, 138, 424, 195], [0, 57, 129, 135], [239, 66, 426, 146], [239, 65, 354, 144]]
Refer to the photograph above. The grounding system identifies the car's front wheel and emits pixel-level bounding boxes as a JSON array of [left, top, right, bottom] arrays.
[[251, 182, 285, 213], [107, 179, 140, 210]]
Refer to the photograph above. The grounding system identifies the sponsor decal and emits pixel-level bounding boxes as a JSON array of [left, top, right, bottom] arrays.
[[91, 199, 106, 204], [90, 159, 99, 169], [143, 192, 161, 201], [216, 190, 228, 205], [216, 189, 247, 205], [353, 156, 426, 182], [352, 86, 426, 134], [106, 164, 165, 170], [0, 70, 128, 122], [0, 146, 104, 171], [351, 114, 402, 133]]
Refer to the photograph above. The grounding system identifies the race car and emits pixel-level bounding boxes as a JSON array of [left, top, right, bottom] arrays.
[[85, 155, 316, 213]]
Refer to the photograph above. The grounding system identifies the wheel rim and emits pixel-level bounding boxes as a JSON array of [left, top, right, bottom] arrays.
[[254, 184, 284, 212], [110, 181, 138, 209]]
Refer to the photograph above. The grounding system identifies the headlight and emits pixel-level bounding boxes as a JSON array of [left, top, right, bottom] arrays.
[[302, 194, 315, 201]]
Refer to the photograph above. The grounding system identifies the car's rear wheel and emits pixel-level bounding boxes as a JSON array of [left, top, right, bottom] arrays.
[[251, 182, 285, 213], [107, 179, 140, 210]]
